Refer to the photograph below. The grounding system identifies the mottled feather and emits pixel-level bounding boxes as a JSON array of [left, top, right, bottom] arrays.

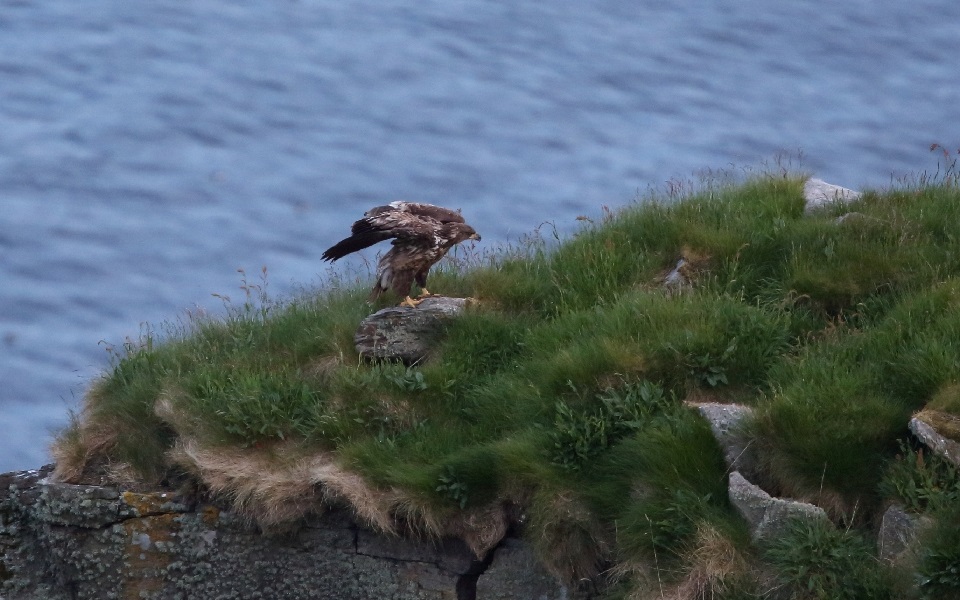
[[322, 202, 480, 302]]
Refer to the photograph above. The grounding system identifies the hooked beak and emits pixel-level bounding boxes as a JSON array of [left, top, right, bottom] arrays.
[[471, 233, 482, 241]]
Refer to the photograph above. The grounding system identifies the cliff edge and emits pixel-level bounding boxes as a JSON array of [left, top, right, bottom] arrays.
[[1, 466, 579, 600]]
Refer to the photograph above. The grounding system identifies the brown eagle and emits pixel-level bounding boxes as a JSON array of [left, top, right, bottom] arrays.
[[321, 202, 481, 307]]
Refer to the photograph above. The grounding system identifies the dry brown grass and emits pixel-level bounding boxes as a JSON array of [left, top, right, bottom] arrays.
[[153, 388, 200, 438], [51, 382, 122, 484], [55, 386, 518, 558], [50, 417, 116, 483], [169, 439, 400, 532], [667, 523, 752, 600], [678, 246, 715, 277], [916, 409, 960, 443], [609, 524, 754, 600], [159, 393, 515, 554], [528, 489, 610, 584], [606, 560, 660, 600], [417, 499, 512, 558], [655, 246, 715, 294], [300, 354, 348, 382], [167, 438, 521, 556]]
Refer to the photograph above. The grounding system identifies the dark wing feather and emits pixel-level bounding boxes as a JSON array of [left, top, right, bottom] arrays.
[[321, 202, 449, 262], [320, 229, 392, 261]]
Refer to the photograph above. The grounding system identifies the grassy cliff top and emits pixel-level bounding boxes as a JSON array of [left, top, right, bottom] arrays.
[[54, 166, 960, 598]]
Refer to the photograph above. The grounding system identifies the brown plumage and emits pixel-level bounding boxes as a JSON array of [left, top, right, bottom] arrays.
[[322, 202, 481, 306]]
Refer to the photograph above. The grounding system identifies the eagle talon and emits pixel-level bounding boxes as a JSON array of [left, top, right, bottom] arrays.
[[416, 288, 434, 299], [401, 296, 423, 308]]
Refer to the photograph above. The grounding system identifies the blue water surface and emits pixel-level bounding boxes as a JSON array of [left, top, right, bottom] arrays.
[[2, 0, 959, 472]]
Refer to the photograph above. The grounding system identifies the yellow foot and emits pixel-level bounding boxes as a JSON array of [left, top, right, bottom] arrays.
[[416, 288, 434, 299], [401, 296, 423, 308]]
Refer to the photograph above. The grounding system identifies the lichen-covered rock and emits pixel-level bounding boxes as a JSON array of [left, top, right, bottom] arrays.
[[687, 402, 758, 478], [803, 178, 861, 214], [909, 416, 960, 466], [877, 504, 928, 565], [1, 466, 575, 600], [727, 471, 829, 541], [355, 296, 472, 364]]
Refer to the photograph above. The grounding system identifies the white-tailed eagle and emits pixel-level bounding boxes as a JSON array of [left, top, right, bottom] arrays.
[[322, 202, 481, 307]]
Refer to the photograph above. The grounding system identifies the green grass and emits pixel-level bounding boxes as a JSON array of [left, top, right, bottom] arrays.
[[917, 501, 960, 599], [880, 439, 960, 514], [54, 161, 960, 597], [763, 518, 895, 600]]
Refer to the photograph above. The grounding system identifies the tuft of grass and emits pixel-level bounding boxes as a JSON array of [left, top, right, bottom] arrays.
[[601, 407, 735, 567], [670, 523, 758, 600], [917, 502, 960, 599], [880, 439, 960, 514], [753, 278, 960, 518], [549, 379, 670, 471], [763, 518, 894, 600]]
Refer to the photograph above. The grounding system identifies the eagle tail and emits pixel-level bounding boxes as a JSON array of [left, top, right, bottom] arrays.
[[368, 284, 385, 302], [321, 231, 390, 262]]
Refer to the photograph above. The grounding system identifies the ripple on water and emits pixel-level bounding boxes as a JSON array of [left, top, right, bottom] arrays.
[[2, 0, 960, 471]]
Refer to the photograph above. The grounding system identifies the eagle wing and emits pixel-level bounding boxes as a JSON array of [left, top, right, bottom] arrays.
[[321, 202, 461, 262]]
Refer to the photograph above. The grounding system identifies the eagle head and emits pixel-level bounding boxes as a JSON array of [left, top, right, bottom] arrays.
[[444, 222, 481, 245]]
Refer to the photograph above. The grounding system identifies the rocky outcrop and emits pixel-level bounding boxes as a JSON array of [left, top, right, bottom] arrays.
[[691, 404, 831, 542], [687, 402, 758, 478], [803, 178, 862, 213], [909, 415, 960, 466], [877, 504, 928, 565], [694, 403, 948, 562], [1, 466, 575, 600], [355, 297, 472, 364], [727, 471, 830, 542], [475, 539, 576, 600]]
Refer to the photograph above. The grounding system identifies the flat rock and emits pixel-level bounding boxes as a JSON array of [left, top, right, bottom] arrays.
[[728, 471, 829, 541], [35, 480, 124, 528], [803, 178, 861, 214], [354, 296, 472, 364], [909, 417, 960, 466]]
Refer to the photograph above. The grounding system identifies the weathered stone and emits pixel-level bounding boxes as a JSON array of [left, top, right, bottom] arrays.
[[687, 402, 758, 477], [727, 471, 829, 541], [662, 258, 692, 291], [36, 480, 124, 528], [1, 469, 579, 600], [356, 530, 477, 576], [909, 416, 960, 466], [877, 504, 928, 564], [475, 538, 578, 600], [803, 178, 861, 214], [1, 465, 52, 511], [355, 296, 472, 364]]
